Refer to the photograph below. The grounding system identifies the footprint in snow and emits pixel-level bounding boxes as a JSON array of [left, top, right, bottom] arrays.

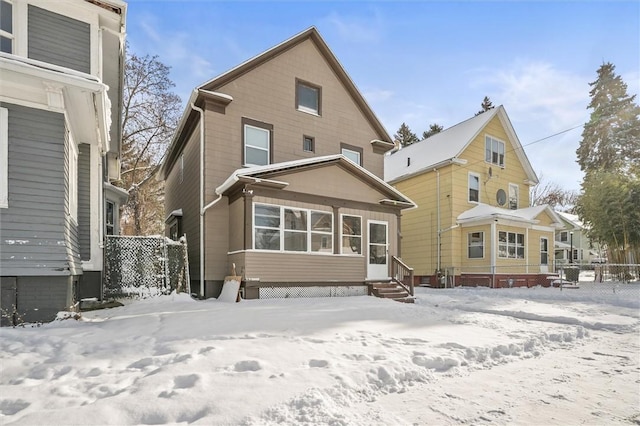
[[174, 374, 200, 389], [309, 359, 329, 368], [0, 399, 30, 416], [234, 360, 262, 372]]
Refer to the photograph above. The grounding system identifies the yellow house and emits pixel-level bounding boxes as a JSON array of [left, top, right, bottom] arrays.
[[385, 106, 564, 288]]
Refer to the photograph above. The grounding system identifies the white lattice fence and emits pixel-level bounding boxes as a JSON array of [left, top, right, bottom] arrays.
[[258, 285, 367, 299]]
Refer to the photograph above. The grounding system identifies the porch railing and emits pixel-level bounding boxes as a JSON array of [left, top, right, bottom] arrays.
[[391, 256, 414, 296]]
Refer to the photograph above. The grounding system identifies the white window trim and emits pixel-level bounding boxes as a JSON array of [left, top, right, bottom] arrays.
[[253, 202, 333, 255], [508, 183, 519, 209], [485, 135, 506, 168], [341, 148, 361, 166], [468, 171, 480, 203], [0, 107, 8, 208], [467, 231, 484, 259], [68, 130, 78, 223], [244, 124, 270, 167], [340, 213, 363, 256], [498, 230, 525, 259], [540, 237, 549, 265]]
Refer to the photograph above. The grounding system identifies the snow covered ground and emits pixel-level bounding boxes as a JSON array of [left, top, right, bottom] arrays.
[[1, 285, 638, 425]]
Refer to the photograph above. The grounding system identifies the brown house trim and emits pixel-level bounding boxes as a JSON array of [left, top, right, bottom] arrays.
[[199, 27, 392, 142], [241, 117, 274, 166], [295, 78, 322, 116], [253, 187, 402, 215]]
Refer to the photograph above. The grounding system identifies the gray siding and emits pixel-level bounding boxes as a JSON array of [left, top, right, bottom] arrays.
[[77, 143, 91, 260], [0, 103, 78, 276], [27, 5, 90, 74]]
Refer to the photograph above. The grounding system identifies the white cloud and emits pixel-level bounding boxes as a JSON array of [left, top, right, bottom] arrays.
[[472, 60, 590, 132], [466, 60, 594, 191], [321, 9, 385, 43]]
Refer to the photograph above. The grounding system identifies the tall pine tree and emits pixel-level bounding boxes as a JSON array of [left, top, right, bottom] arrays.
[[576, 62, 640, 175], [475, 96, 495, 115], [394, 122, 419, 147], [576, 62, 640, 264], [422, 123, 444, 139]]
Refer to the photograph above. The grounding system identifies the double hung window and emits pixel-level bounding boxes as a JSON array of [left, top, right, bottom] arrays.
[[468, 232, 484, 259], [485, 135, 505, 167], [468, 173, 480, 203]]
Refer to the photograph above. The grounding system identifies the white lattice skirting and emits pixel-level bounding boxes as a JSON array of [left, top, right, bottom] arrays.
[[258, 285, 368, 299]]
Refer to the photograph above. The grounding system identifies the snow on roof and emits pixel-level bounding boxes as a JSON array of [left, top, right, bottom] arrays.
[[216, 154, 416, 208], [384, 108, 499, 182], [457, 203, 563, 227], [557, 211, 584, 229]]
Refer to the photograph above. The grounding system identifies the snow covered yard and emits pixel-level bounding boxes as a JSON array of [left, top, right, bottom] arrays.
[[0, 286, 638, 425]]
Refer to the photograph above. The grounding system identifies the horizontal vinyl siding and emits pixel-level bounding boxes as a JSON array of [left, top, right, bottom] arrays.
[[243, 251, 364, 282], [0, 103, 73, 276], [77, 144, 91, 260], [27, 5, 91, 74], [164, 126, 201, 279]]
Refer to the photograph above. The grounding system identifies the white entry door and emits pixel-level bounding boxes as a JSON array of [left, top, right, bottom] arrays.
[[367, 220, 389, 279]]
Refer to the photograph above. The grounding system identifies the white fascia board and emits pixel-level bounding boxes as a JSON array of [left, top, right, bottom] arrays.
[[387, 158, 467, 185]]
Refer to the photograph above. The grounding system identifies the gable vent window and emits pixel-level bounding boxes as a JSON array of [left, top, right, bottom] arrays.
[[296, 80, 321, 115], [485, 135, 505, 168], [0, 0, 13, 53], [303, 135, 314, 153]]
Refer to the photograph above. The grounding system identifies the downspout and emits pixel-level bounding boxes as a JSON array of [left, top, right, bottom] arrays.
[[190, 99, 223, 299], [491, 219, 497, 288], [435, 168, 441, 279]]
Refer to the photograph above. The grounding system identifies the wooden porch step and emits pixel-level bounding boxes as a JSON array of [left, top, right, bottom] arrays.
[[370, 282, 414, 303]]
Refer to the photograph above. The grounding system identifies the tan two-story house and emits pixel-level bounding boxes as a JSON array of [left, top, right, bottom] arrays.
[[385, 106, 564, 288], [159, 27, 415, 300]]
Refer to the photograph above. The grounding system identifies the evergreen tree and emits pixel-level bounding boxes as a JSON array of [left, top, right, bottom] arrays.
[[576, 62, 640, 175], [422, 123, 444, 139], [576, 63, 640, 264], [394, 122, 419, 147], [475, 96, 495, 115]]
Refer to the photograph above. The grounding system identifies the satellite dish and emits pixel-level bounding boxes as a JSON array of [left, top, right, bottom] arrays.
[[496, 189, 507, 206]]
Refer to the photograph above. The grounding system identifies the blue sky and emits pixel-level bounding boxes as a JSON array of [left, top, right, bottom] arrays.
[[126, 0, 639, 192]]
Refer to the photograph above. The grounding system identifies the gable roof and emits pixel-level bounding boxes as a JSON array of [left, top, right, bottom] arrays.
[[216, 154, 416, 209], [384, 105, 538, 185], [556, 211, 584, 230], [160, 27, 392, 179], [457, 203, 564, 228]]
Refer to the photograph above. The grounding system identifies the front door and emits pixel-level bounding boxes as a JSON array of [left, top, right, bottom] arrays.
[[367, 220, 389, 279]]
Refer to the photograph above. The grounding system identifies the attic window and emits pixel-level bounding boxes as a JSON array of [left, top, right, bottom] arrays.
[[485, 135, 505, 168], [296, 79, 321, 115]]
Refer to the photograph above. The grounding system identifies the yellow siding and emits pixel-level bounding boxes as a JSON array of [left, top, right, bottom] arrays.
[[459, 225, 493, 274], [391, 114, 542, 277]]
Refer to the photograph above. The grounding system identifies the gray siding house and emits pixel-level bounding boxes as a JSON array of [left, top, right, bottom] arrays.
[[0, 0, 127, 324]]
